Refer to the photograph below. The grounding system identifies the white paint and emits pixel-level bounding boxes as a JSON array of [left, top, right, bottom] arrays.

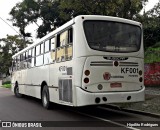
[[11, 15, 145, 107]]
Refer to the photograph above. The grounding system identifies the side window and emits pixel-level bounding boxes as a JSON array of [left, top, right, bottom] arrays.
[[31, 48, 35, 67], [45, 40, 50, 52], [66, 28, 73, 60], [50, 37, 56, 63], [20, 54, 23, 61], [36, 45, 40, 56], [51, 37, 55, 50], [56, 28, 73, 62], [17, 55, 20, 70], [32, 48, 35, 57], [60, 31, 68, 46], [28, 49, 32, 68], [40, 43, 44, 54], [24, 52, 28, 69], [28, 49, 32, 59], [57, 35, 60, 48], [68, 28, 73, 44], [20, 54, 23, 69], [23, 53, 26, 60], [26, 51, 28, 59], [35, 44, 44, 67], [12, 58, 16, 71]]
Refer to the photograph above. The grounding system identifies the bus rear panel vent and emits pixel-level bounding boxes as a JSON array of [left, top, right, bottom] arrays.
[[59, 79, 72, 103]]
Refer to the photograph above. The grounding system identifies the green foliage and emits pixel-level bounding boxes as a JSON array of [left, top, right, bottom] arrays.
[[9, 0, 61, 38], [2, 81, 11, 85], [137, 1, 160, 49], [9, 0, 39, 37], [9, 0, 147, 39], [144, 43, 160, 63], [143, 27, 160, 49], [2, 84, 11, 88], [59, 0, 146, 21], [0, 35, 32, 75]]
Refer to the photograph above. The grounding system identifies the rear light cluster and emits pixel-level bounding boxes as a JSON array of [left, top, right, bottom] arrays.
[[84, 78, 89, 84], [84, 70, 90, 84], [103, 72, 111, 80], [139, 70, 143, 82]]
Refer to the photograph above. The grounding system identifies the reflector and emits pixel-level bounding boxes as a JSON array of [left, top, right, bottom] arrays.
[[103, 72, 111, 80]]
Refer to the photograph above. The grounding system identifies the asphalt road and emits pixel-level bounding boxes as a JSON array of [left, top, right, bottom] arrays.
[[0, 87, 159, 130]]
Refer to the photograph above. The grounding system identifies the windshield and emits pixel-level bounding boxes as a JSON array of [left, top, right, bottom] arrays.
[[83, 20, 141, 53]]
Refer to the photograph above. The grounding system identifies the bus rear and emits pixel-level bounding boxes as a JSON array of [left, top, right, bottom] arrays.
[[73, 15, 145, 106]]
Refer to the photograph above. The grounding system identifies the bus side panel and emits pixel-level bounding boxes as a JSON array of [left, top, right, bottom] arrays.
[[19, 69, 27, 95], [25, 66, 49, 99], [74, 57, 87, 88], [11, 71, 20, 92], [49, 60, 74, 104]]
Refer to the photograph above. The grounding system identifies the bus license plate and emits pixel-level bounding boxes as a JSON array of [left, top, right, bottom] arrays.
[[110, 83, 122, 88]]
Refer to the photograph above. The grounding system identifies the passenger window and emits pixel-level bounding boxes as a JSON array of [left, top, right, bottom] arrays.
[[23, 53, 26, 60], [28, 49, 32, 58], [20, 54, 23, 61], [60, 31, 68, 46], [40, 43, 44, 54], [12, 59, 16, 71], [25, 51, 28, 59], [57, 35, 60, 48], [32, 48, 35, 57], [51, 37, 55, 50], [45, 40, 50, 52], [68, 28, 73, 44], [56, 28, 73, 62], [36, 45, 40, 56], [17, 55, 20, 70]]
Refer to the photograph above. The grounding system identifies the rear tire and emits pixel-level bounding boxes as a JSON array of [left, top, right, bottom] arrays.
[[14, 84, 22, 98], [42, 85, 50, 109]]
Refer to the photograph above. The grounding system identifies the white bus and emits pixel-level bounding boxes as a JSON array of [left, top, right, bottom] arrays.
[[11, 15, 145, 109]]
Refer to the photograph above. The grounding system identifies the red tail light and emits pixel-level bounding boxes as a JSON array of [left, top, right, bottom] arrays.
[[84, 70, 90, 76], [84, 78, 89, 84], [103, 72, 111, 80]]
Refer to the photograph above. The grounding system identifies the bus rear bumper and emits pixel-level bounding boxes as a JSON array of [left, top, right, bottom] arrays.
[[75, 86, 145, 106]]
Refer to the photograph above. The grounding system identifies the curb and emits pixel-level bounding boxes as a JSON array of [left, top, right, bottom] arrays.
[[101, 105, 160, 118]]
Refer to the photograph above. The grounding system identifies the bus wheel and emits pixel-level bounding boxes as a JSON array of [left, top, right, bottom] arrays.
[[14, 84, 22, 98], [42, 85, 50, 109]]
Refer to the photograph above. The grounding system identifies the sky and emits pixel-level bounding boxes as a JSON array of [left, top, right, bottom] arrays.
[[0, 0, 159, 41]]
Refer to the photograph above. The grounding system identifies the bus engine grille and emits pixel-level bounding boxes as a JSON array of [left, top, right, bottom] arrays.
[[59, 79, 72, 103]]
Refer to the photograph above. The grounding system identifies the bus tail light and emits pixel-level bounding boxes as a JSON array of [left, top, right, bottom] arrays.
[[103, 72, 111, 80], [110, 83, 122, 88], [139, 70, 142, 75], [84, 78, 89, 84], [139, 77, 143, 82], [84, 70, 90, 76]]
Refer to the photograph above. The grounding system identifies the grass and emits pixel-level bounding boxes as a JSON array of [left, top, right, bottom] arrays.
[[145, 46, 160, 63], [2, 84, 11, 88]]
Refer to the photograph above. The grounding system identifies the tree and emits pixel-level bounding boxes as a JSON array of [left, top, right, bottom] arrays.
[[59, 0, 147, 21], [9, 0, 61, 38], [137, 0, 160, 49], [0, 35, 32, 75], [9, 0, 147, 39]]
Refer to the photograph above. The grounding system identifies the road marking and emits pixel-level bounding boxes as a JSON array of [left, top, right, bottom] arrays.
[[70, 110, 140, 130]]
